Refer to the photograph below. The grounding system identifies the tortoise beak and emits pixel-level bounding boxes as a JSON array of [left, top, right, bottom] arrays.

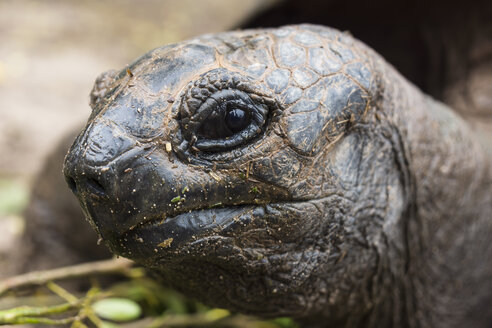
[[63, 120, 138, 238]]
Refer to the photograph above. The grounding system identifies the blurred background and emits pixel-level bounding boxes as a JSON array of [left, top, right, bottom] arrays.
[[0, 0, 490, 326], [1, 0, 491, 290]]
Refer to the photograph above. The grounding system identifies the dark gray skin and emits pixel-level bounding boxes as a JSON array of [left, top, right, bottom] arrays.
[[63, 25, 492, 327]]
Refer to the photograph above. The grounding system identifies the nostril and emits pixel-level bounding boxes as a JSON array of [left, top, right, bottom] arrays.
[[66, 176, 78, 194], [87, 177, 107, 196]]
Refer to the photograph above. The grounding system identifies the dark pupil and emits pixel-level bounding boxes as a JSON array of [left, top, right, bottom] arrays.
[[225, 108, 248, 133]]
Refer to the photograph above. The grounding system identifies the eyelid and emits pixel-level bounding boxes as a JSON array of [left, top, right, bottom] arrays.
[[193, 95, 267, 151], [176, 68, 279, 156]]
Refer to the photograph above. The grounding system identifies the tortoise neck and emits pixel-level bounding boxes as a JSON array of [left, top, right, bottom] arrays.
[[386, 69, 492, 327]]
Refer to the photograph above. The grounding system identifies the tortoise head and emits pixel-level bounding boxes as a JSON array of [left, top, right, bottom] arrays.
[[64, 25, 409, 318]]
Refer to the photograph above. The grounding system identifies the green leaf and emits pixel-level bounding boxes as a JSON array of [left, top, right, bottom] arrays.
[[204, 308, 229, 321], [270, 317, 299, 328], [92, 298, 142, 322]]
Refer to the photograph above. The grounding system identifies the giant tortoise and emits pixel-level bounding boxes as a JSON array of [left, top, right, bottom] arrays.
[[62, 24, 492, 327]]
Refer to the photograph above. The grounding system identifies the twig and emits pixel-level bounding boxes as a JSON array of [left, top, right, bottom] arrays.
[[0, 301, 78, 324], [0, 284, 113, 325], [147, 312, 281, 328], [46, 281, 78, 304], [148, 313, 226, 328], [0, 258, 142, 296], [2, 315, 77, 325], [79, 287, 106, 328]]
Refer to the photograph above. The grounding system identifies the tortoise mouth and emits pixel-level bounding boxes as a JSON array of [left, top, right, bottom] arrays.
[[106, 204, 258, 260], [124, 200, 261, 234]]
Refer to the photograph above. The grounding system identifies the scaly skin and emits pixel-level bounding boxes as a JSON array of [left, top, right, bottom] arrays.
[[63, 25, 492, 327]]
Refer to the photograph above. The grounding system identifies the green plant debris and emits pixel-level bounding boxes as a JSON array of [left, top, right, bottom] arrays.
[[203, 308, 230, 321], [0, 302, 76, 324], [208, 202, 222, 209], [182, 186, 189, 193], [107, 278, 189, 316], [250, 186, 259, 194], [0, 260, 298, 327], [270, 317, 299, 328], [92, 298, 142, 322], [171, 196, 183, 203]]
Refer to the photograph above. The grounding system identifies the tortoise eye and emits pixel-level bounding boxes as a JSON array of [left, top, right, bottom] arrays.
[[225, 108, 248, 133], [177, 68, 279, 155], [194, 89, 267, 151], [198, 105, 251, 140]]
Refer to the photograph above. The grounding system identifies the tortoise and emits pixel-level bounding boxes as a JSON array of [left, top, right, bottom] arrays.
[[62, 24, 492, 327]]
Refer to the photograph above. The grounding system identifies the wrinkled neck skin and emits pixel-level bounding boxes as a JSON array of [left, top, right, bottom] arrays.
[[299, 60, 492, 328], [337, 61, 492, 328], [398, 81, 492, 327]]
